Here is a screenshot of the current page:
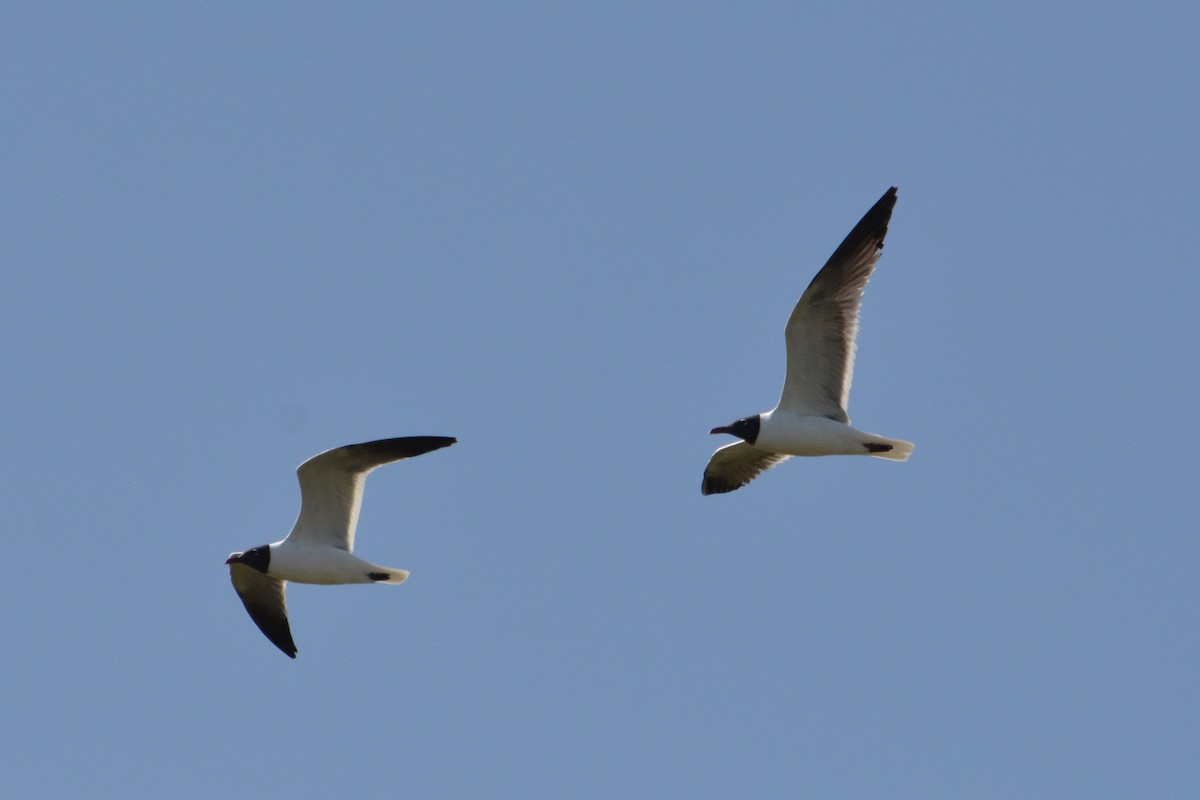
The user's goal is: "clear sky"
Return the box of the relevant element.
[2,3,1196,798]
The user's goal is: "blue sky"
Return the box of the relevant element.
[2,3,1196,797]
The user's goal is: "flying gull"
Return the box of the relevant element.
[703,187,913,495]
[226,436,456,657]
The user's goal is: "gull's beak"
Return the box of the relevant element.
[710,426,731,435]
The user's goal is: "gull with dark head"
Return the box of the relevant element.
[226,436,456,657]
[703,187,913,495]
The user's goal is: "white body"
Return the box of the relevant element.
[268,541,408,585]
[757,409,913,460]
[227,437,455,657]
[701,188,913,494]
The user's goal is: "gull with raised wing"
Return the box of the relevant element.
[703,187,913,495]
[226,436,456,657]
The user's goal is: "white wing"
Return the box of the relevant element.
[283,436,456,551]
[779,187,897,421]
[702,441,791,495]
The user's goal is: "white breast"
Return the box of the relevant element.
[268,542,379,585]
[757,410,871,457]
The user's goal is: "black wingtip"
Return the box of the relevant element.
[348,436,458,461]
[410,436,456,455]
[701,477,738,496]
[862,186,898,229]
[821,186,899,267]
[263,631,297,659]
[396,435,457,452]
[273,632,297,658]
[269,632,298,659]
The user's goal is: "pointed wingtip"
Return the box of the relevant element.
[701,476,737,496]
[274,633,298,658]
[343,436,458,463]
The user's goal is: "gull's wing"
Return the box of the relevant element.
[702,441,791,495]
[229,564,297,659]
[778,187,897,421]
[284,436,456,552]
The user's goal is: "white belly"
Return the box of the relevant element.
[757,411,874,456]
[268,543,380,585]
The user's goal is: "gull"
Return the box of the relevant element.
[703,187,913,495]
[226,436,455,658]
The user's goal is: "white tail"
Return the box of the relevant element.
[866,436,914,462]
[367,567,410,584]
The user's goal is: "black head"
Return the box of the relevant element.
[709,415,761,445]
[225,545,271,574]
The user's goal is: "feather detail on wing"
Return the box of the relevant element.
[229,563,297,658]
[702,441,791,495]
[779,187,897,421]
[285,436,456,551]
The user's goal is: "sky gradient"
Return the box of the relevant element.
[2,3,1196,797]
